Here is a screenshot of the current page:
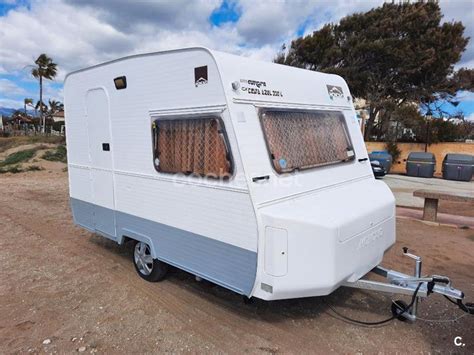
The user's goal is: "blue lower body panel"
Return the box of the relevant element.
[70,198,257,296]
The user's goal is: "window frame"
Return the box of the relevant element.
[258,108,356,175]
[151,114,235,180]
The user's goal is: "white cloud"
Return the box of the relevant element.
[65,0,221,31]
[465,112,474,121]
[0,97,24,108]
[300,0,384,37]
[234,0,387,48]
[455,90,474,102]
[439,0,474,68]
[1,0,472,75]
[42,82,63,102]
[236,0,315,46]
[0,78,27,97]
[0,0,139,79]
[0,0,472,111]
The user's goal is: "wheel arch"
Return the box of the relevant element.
[118,229,157,259]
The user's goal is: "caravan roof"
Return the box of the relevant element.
[66,47,353,110]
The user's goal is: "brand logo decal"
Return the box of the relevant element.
[357,227,383,250]
[240,79,266,88]
[239,78,283,97]
[327,85,344,100]
[194,66,208,87]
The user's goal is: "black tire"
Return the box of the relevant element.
[391,300,409,321]
[132,240,168,282]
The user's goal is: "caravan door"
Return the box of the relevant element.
[85,88,116,238]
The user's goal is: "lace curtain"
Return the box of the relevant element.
[261,110,354,173]
[154,117,232,178]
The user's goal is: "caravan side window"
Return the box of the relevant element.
[152,116,233,179]
[260,109,355,173]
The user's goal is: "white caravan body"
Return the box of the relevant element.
[65,47,395,300]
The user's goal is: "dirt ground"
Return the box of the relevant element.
[439,200,474,218]
[1,167,473,354]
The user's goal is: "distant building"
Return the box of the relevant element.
[449,117,464,125]
[51,111,65,123]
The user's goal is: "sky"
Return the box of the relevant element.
[0,0,473,119]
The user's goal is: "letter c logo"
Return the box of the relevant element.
[454,336,464,347]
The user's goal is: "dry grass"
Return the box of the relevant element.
[0,136,65,154]
[0,148,38,167]
[0,165,23,174]
[42,145,67,163]
[0,138,65,174]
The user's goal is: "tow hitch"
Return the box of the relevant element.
[343,247,472,322]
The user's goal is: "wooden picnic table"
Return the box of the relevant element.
[413,189,474,222]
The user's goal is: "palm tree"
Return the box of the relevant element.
[24,98,33,115]
[35,100,48,114]
[31,54,57,133]
[48,99,63,114]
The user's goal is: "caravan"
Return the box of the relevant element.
[64,47,396,301]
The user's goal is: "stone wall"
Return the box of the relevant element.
[365,142,474,175]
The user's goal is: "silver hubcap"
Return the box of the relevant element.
[134,242,154,276]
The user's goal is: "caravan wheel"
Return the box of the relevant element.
[133,241,168,282]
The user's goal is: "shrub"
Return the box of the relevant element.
[42,145,67,163]
[0,165,23,174]
[0,136,65,153]
[385,141,401,162]
[0,164,43,174]
[25,165,43,171]
[0,148,37,167]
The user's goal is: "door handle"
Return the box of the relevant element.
[102,143,110,151]
[252,175,270,183]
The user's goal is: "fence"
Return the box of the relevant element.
[365,142,474,175]
[1,124,64,137]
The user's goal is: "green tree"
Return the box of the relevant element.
[48,99,63,115]
[31,54,57,133]
[275,2,470,140]
[35,100,48,114]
